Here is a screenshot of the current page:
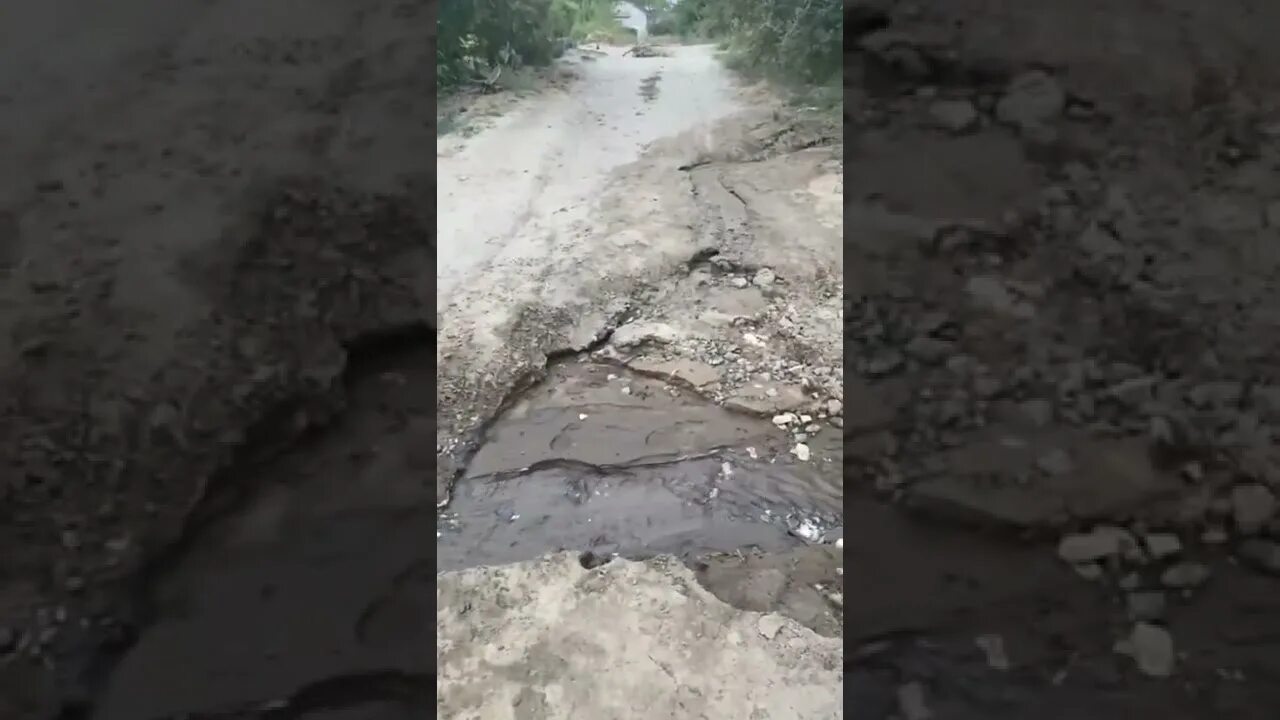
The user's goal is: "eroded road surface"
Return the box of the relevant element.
[0,1,432,719]
[839,1,1280,718]
[436,43,846,719]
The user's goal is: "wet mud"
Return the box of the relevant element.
[89,349,843,718]
[442,359,842,570]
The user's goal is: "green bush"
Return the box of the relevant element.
[665,0,842,84]
[438,0,623,90]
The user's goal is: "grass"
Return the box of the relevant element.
[716,46,842,124]
[495,66,541,94]
[436,69,540,138]
[787,81,843,115]
[437,109,487,138]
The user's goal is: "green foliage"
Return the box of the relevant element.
[552,0,625,40]
[438,0,623,91]
[663,0,842,85]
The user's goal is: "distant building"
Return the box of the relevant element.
[614,2,648,43]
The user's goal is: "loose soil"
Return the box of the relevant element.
[0,1,431,718]
[840,0,1280,717]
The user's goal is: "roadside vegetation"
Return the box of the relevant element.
[649,0,842,111]
[436,0,843,133]
[437,0,627,92]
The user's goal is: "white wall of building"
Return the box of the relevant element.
[614,2,648,43]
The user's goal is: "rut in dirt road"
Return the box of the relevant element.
[90,335,436,720]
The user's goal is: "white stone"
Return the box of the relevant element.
[1128,622,1175,677]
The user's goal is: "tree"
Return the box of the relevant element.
[438,0,623,90]
[660,0,841,84]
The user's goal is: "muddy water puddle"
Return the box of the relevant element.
[88,355,841,718]
[440,360,843,570]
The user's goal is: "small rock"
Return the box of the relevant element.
[626,358,722,388]
[1201,527,1228,545]
[826,399,843,416]
[1237,539,1280,576]
[772,413,797,426]
[1187,381,1243,409]
[792,443,811,462]
[1077,222,1124,258]
[865,350,905,377]
[752,268,776,287]
[1231,484,1277,535]
[787,516,822,542]
[1127,622,1175,677]
[975,634,1010,670]
[1160,561,1211,589]
[972,376,1002,399]
[1127,591,1167,622]
[1020,399,1053,427]
[1196,194,1263,234]
[929,99,979,133]
[1058,527,1135,563]
[723,383,809,414]
[996,70,1067,130]
[965,276,1035,319]
[610,321,683,348]
[1073,562,1104,581]
[1144,533,1182,560]
[757,614,787,640]
[730,276,749,288]
[904,336,954,365]
[1036,448,1074,476]
[897,681,933,720]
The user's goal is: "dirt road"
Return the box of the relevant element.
[437,45,742,305]
[839,1,1280,717]
[436,42,846,720]
[0,1,431,718]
